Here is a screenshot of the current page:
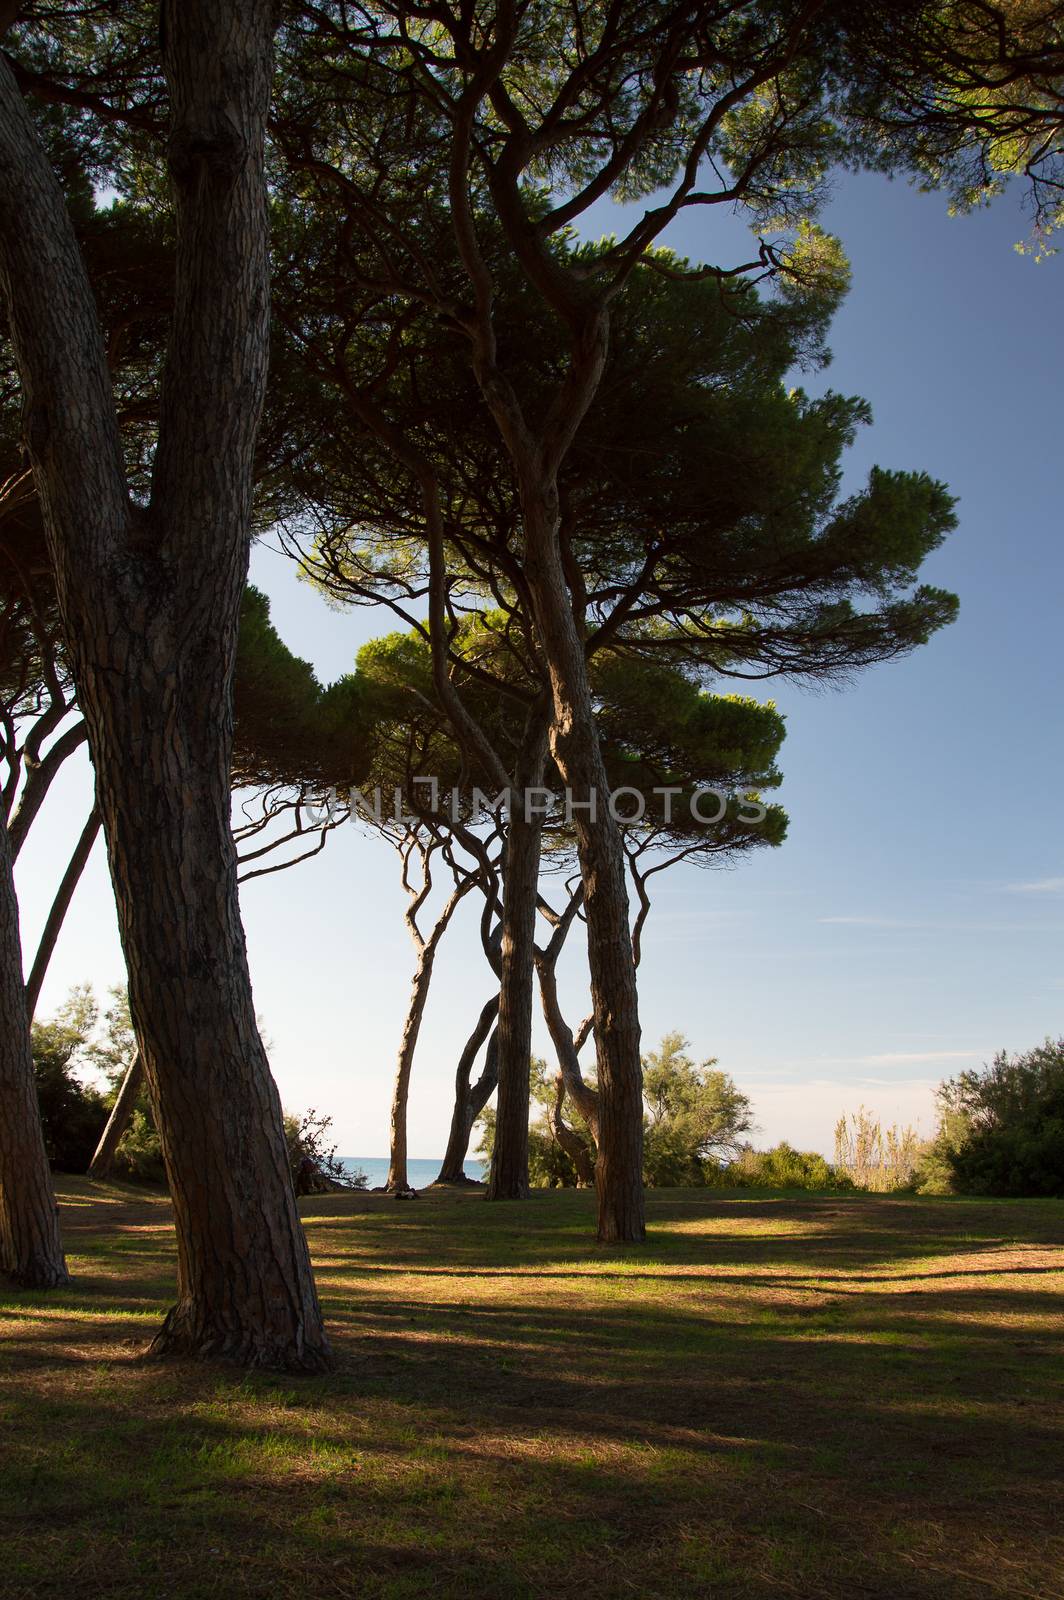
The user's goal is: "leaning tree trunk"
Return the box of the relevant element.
[436,995,499,1183]
[0,5,330,1366]
[385,949,437,1193]
[522,479,645,1243]
[88,655,329,1368]
[548,1076,596,1188]
[548,697,644,1242]
[23,805,101,1019]
[88,1051,144,1180]
[536,945,601,1140]
[386,855,482,1192]
[0,811,68,1287]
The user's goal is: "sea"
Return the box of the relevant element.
[340,1156,486,1190]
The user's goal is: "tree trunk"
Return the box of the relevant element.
[8,718,88,860]
[387,851,483,1193]
[0,810,68,1287]
[548,1075,596,1188]
[436,994,499,1183]
[101,704,329,1368]
[535,947,601,1138]
[488,741,546,1200]
[23,804,100,1019]
[522,479,645,1243]
[0,5,330,1366]
[88,1050,144,1180]
[385,949,437,1192]
[469,299,644,1235]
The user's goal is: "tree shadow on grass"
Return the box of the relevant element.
[0,1181,1061,1600]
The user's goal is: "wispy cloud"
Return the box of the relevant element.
[1006,876,1064,894]
[762,1050,981,1070]
[819,915,914,927]
[817,914,1063,933]
[858,1050,979,1065]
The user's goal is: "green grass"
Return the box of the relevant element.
[1,1180,1062,1599]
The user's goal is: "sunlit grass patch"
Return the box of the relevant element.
[0,1181,1060,1599]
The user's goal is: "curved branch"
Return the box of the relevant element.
[24,804,100,1019]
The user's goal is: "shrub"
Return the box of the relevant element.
[31,988,108,1172]
[114,1109,166,1185]
[642,1034,754,1178]
[476,1041,754,1190]
[32,1033,108,1172]
[725,1141,850,1191]
[643,1117,710,1187]
[926,1039,1064,1197]
[475,1094,586,1188]
[284,1109,366,1193]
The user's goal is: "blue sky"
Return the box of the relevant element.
[17,170,1063,1160]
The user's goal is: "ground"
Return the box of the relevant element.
[1,1181,1061,1600]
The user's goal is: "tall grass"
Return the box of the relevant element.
[833,1106,927,1192]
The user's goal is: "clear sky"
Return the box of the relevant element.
[16,169,1063,1161]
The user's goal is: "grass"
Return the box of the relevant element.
[1,1180,1062,1599]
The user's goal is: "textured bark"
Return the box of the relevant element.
[421,478,542,1201]
[88,1051,144,1180]
[436,999,499,1183]
[385,950,434,1193]
[23,804,100,1019]
[548,1076,596,1188]
[465,273,645,1236]
[535,946,601,1139]
[521,473,645,1243]
[0,6,330,1366]
[488,763,545,1201]
[386,845,483,1192]
[0,810,68,1287]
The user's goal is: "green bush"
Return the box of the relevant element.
[114,1109,166,1185]
[926,1039,1064,1197]
[529,1124,579,1188]
[642,1118,710,1187]
[31,989,108,1173]
[725,1141,850,1191]
[640,1034,753,1186]
[476,1102,584,1188]
[476,1040,755,1190]
[32,1033,107,1172]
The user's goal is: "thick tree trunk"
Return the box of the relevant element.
[0,6,330,1366]
[0,811,68,1287]
[436,995,499,1183]
[100,687,329,1368]
[88,1051,144,1180]
[23,804,100,1019]
[522,481,645,1243]
[488,764,545,1200]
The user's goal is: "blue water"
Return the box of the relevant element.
[340,1156,486,1190]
